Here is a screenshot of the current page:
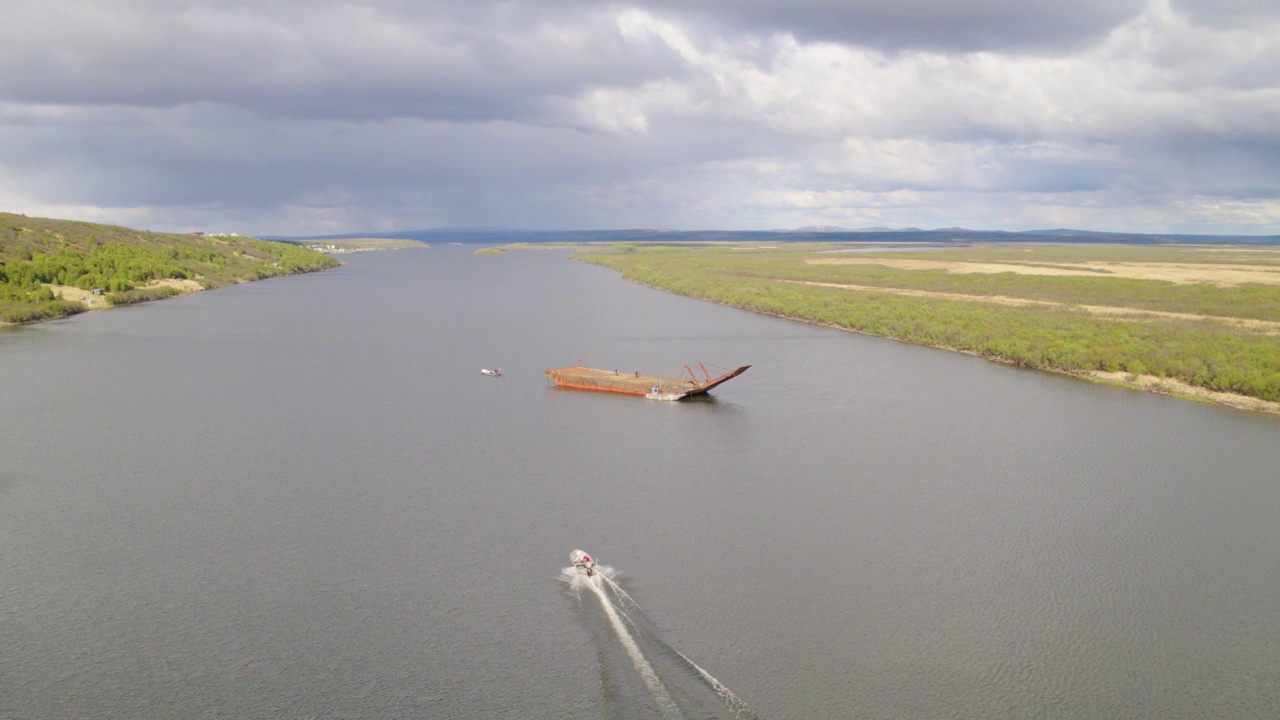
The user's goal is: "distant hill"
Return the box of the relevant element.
[1,212,339,324]
[273,226,1280,246]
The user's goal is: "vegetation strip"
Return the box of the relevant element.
[573,242,1280,412]
[783,280,1280,335]
[1,212,339,325]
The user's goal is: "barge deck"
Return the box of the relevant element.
[544,363,750,400]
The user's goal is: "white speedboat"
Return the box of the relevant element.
[481,368,501,376]
[570,549,596,577]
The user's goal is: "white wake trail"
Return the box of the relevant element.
[600,575,759,719]
[585,576,683,719]
[599,572,638,608]
[673,649,758,719]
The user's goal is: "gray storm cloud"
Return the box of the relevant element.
[637,0,1149,52]
[0,0,1277,235]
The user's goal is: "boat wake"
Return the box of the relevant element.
[561,562,761,720]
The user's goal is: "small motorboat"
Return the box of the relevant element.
[570,549,596,577]
[481,368,501,377]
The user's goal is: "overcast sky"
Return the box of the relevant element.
[3,0,1278,236]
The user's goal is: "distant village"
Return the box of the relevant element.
[188,230,416,254]
[307,243,370,254]
[190,230,355,253]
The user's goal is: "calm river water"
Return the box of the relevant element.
[2,246,1278,719]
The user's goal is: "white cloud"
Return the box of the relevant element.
[0,0,1277,234]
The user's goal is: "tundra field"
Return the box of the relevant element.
[569,242,1280,414]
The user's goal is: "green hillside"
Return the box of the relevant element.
[0,212,340,324]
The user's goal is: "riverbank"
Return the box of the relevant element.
[40,278,205,311]
[1089,371,1280,415]
[573,242,1280,417]
[638,287,1280,417]
[1,212,341,326]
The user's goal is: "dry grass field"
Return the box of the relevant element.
[784,281,1280,336]
[45,278,205,310]
[808,252,1280,286]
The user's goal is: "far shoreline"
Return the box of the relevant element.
[578,243,1280,417]
[1,238,424,329]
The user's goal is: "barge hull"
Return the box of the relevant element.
[544,364,749,400]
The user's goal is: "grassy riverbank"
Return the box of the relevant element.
[574,242,1280,413]
[1,212,340,325]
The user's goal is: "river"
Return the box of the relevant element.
[2,245,1277,719]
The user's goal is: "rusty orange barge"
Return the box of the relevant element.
[545,362,750,400]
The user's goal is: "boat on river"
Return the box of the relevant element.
[545,362,749,400]
[481,368,501,377]
[570,549,596,577]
